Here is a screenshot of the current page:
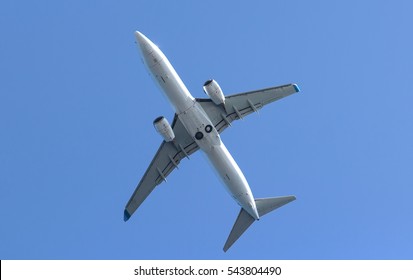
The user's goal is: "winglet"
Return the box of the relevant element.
[293,84,300,93]
[124,209,131,222]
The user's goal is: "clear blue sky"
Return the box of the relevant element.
[1,0,412,259]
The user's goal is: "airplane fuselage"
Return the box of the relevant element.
[136,31,260,220]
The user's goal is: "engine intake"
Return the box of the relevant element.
[153,116,175,142]
[203,79,225,105]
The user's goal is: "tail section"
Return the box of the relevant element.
[223,208,255,252]
[223,195,296,252]
[255,196,296,216]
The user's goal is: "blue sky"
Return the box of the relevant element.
[1,0,412,259]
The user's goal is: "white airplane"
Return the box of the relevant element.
[124,31,300,252]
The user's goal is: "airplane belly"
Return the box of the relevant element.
[178,102,220,147]
[204,142,259,219]
[149,60,194,113]
[177,102,259,219]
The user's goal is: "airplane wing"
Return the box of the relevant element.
[197,83,300,133]
[124,114,199,221]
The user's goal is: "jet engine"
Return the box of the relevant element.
[153,116,175,142]
[203,79,225,105]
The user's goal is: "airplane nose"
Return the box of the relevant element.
[134,31,145,44]
[134,31,164,68]
[134,31,153,54]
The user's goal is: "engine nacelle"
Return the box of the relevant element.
[153,116,175,142]
[203,79,225,105]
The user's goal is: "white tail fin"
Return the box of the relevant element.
[223,195,296,252]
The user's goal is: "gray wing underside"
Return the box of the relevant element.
[197,83,300,133]
[124,115,198,221]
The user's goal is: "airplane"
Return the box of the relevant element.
[124,31,300,252]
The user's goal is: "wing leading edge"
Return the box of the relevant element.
[124,115,199,221]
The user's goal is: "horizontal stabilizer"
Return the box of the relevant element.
[223,208,255,252]
[223,195,296,252]
[255,196,296,217]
